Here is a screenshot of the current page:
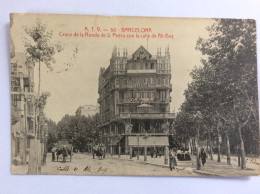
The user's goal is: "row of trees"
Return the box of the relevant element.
[46,114,100,152]
[175,19,258,169]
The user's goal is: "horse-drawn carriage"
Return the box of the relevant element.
[56,140,73,162]
[92,144,106,160]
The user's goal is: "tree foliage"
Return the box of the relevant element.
[56,114,100,152]
[175,19,258,168]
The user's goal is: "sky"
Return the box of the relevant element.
[11,14,214,122]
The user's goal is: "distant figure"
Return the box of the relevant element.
[156,149,159,158]
[51,146,57,162]
[177,149,182,161]
[159,150,163,158]
[201,148,207,166]
[151,149,154,158]
[62,146,68,163]
[93,148,96,159]
[169,150,177,171]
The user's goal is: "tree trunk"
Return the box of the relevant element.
[208,129,213,160]
[192,138,196,156]
[237,146,241,167]
[196,127,201,170]
[144,146,147,161]
[217,125,221,162]
[38,60,41,96]
[237,124,246,169]
[190,140,193,155]
[226,131,231,165]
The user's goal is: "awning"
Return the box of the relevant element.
[128,136,169,147]
[137,103,154,108]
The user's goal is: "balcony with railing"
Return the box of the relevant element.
[111,112,175,121]
[11,86,21,92]
[118,97,170,104]
[114,83,172,90]
[127,69,157,74]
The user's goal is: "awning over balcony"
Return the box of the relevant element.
[128,136,169,147]
[137,103,154,108]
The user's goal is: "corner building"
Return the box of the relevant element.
[98,46,175,162]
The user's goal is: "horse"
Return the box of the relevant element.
[56,147,72,162]
[93,147,106,160]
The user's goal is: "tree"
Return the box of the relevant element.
[196,19,258,169]
[24,20,63,95]
[175,19,258,170]
[56,114,100,152]
[45,119,58,152]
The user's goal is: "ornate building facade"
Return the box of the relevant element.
[98,46,175,162]
[11,52,36,165]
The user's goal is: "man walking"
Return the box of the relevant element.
[201,148,207,166]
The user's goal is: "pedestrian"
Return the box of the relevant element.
[93,148,96,159]
[62,146,68,163]
[51,146,57,162]
[201,148,207,166]
[169,150,176,171]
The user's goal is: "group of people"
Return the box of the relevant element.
[176,148,191,161]
[168,147,208,171]
[150,149,163,158]
[51,145,71,162]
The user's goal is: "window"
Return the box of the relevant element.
[151,63,154,69]
[128,78,132,85]
[119,78,123,86]
[144,77,147,84]
[162,91,166,101]
[151,92,155,99]
[139,50,144,59]
[143,92,148,98]
[162,77,165,84]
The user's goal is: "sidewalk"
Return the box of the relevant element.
[107,153,260,176]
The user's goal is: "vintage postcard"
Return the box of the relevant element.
[10,13,259,176]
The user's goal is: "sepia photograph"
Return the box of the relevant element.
[10,13,259,177]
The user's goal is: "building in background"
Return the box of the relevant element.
[98,45,175,163]
[11,51,36,165]
[75,105,99,117]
